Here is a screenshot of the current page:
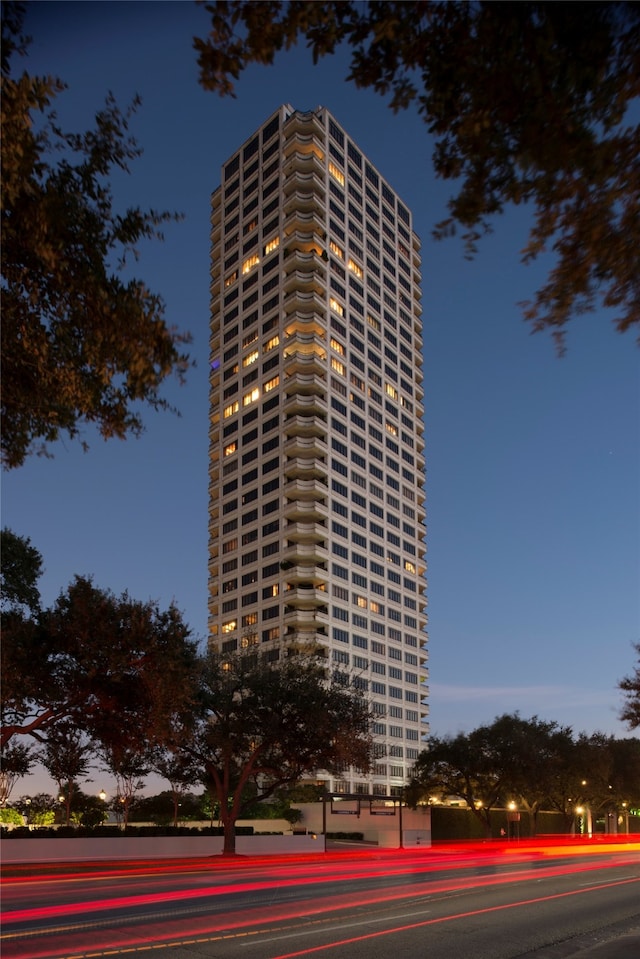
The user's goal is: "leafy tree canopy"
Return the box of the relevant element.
[619,642,640,730]
[195,0,640,349]
[0,528,43,615]
[0,740,35,806]
[1,2,192,469]
[180,650,372,854]
[407,714,640,837]
[1,573,199,752]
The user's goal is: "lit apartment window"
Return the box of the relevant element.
[331,357,345,376]
[367,313,381,331]
[243,387,260,407]
[385,383,398,400]
[242,612,258,626]
[264,334,280,352]
[224,442,237,457]
[221,619,237,634]
[355,595,367,609]
[330,240,344,259]
[404,560,416,574]
[330,337,345,356]
[224,271,238,288]
[264,375,279,393]
[241,633,258,648]
[329,161,345,186]
[330,298,344,317]
[242,349,259,367]
[224,401,239,418]
[264,236,280,256]
[385,420,398,436]
[242,254,260,274]
[348,258,363,279]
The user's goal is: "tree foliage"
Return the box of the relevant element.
[39,720,93,826]
[179,651,373,854]
[100,744,149,827]
[406,727,506,836]
[1,3,192,469]
[0,740,35,806]
[407,714,640,837]
[619,642,640,730]
[195,1,640,349]
[0,572,199,752]
[0,527,43,615]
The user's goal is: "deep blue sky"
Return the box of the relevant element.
[4,1,639,795]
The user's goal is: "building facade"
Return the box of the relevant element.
[208,105,428,797]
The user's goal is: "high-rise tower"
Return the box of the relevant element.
[209,105,428,797]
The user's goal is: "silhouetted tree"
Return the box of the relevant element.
[619,643,640,730]
[407,726,505,837]
[180,651,372,855]
[0,528,43,615]
[1,574,199,752]
[39,721,93,826]
[1,2,191,468]
[100,744,149,828]
[0,741,34,806]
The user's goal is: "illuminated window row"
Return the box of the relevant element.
[223,375,280,418]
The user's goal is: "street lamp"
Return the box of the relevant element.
[507,802,520,841]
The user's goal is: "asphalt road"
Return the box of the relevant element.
[2,841,639,959]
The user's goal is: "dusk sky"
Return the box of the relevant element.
[4,1,639,797]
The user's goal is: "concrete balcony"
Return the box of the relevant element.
[284,499,328,523]
[283,414,327,440]
[283,207,326,240]
[282,542,328,566]
[283,149,325,179]
[283,268,326,299]
[284,311,326,338]
[284,606,329,629]
[283,391,327,418]
[283,190,324,219]
[283,110,325,143]
[283,349,326,378]
[284,370,327,396]
[284,630,330,653]
[283,230,324,256]
[284,288,326,316]
[284,247,325,273]
[284,457,327,481]
[283,329,327,353]
[281,564,328,586]
[283,476,328,501]
[284,434,328,460]
[282,521,327,544]
[284,586,329,609]
[283,129,324,161]
[283,169,325,200]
